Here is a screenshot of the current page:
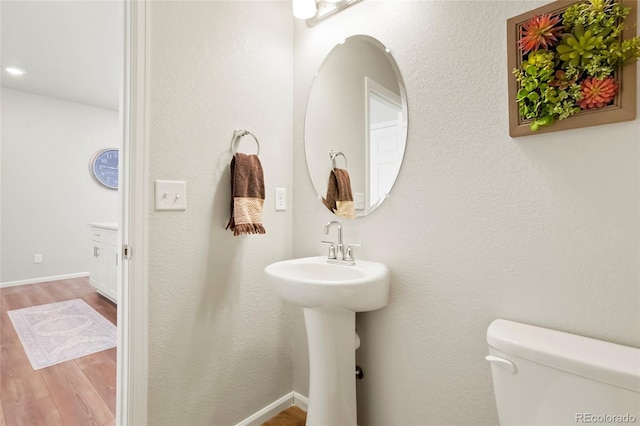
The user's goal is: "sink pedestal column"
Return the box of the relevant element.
[304,307,357,426]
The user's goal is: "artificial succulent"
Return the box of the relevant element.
[556,23,605,68]
[518,14,564,54]
[579,76,619,108]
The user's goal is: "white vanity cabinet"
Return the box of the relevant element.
[89,223,118,303]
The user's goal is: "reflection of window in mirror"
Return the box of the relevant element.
[365,77,407,212]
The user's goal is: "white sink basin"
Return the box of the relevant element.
[264,256,390,312]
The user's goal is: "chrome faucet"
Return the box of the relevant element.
[324,220,343,245]
[322,220,361,265]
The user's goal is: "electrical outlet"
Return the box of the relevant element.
[275,187,286,211]
[354,192,365,210]
[33,254,43,264]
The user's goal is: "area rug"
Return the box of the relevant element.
[7,298,117,370]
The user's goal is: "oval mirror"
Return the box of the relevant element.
[304,35,408,218]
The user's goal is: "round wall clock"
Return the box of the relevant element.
[89,148,119,189]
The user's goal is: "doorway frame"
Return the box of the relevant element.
[117,0,148,424]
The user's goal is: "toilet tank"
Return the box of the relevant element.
[486,319,640,426]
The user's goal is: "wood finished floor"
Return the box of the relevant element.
[261,406,306,426]
[0,277,117,426]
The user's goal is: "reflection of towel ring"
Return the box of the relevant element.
[329,150,347,169]
[231,129,260,156]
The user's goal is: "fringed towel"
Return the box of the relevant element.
[226,153,266,235]
[322,168,356,219]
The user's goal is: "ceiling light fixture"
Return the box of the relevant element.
[293,0,317,20]
[294,0,364,27]
[5,67,26,76]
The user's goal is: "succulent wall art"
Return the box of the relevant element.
[507,0,639,136]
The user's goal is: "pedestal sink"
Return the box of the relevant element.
[265,256,390,426]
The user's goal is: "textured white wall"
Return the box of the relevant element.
[293,1,640,425]
[147,2,294,425]
[1,88,119,283]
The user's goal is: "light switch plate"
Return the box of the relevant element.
[155,180,187,211]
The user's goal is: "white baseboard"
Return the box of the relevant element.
[234,392,295,426]
[234,391,309,426]
[293,391,309,411]
[0,272,89,289]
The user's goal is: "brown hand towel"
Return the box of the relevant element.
[226,153,266,235]
[322,168,356,219]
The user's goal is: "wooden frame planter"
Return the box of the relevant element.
[507,0,637,137]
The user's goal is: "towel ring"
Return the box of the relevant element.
[329,150,347,169]
[231,129,260,156]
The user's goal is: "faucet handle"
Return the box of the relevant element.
[344,243,362,261]
[321,240,337,259]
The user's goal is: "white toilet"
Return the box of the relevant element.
[486,319,640,425]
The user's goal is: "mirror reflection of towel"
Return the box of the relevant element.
[322,168,356,219]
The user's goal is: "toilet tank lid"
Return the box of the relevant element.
[487,319,640,393]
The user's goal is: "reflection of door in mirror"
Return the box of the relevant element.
[365,77,407,212]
